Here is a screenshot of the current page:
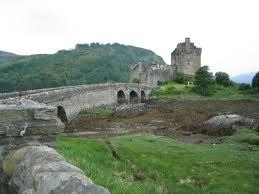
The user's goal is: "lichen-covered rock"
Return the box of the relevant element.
[203,114,257,136]
[5,146,109,194]
[0,99,64,137]
[112,103,147,116]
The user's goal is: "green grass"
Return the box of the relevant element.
[58,128,259,194]
[228,127,259,145]
[151,81,259,100]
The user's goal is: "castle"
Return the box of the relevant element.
[130,38,202,86]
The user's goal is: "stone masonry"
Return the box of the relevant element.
[130,38,202,86]
[171,37,202,75]
[0,83,155,122]
[0,100,109,194]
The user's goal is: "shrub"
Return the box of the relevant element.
[215,72,232,87]
[175,73,185,84]
[252,72,259,89]
[157,81,164,86]
[174,73,194,84]
[238,83,251,91]
[194,66,215,96]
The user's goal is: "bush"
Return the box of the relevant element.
[174,73,194,84]
[252,72,259,89]
[215,72,232,87]
[194,66,215,96]
[157,81,164,86]
[175,73,185,84]
[238,83,251,91]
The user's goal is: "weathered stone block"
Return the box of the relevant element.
[0,100,109,194]
[203,114,258,135]
[5,146,109,194]
[0,100,64,137]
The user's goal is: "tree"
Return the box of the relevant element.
[175,73,185,84]
[194,66,215,96]
[215,72,232,87]
[252,72,259,89]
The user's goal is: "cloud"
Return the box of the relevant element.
[0,0,258,75]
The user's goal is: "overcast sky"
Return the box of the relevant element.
[0,0,258,76]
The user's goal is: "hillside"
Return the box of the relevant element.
[231,72,257,84]
[0,43,165,92]
[0,50,17,63]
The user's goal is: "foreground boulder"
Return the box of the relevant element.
[0,99,109,194]
[3,146,109,194]
[203,114,258,136]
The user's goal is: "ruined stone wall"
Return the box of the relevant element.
[139,69,174,86]
[129,63,145,83]
[130,64,174,87]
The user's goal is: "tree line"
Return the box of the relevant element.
[0,43,165,92]
[174,67,259,96]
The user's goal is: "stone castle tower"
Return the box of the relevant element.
[171,38,202,75]
[130,38,202,86]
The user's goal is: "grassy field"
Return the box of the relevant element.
[58,128,259,194]
[151,81,259,100]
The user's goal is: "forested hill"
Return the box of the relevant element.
[0,43,165,92]
[0,50,17,63]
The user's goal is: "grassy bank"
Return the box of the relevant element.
[151,81,259,100]
[58,128,259,194]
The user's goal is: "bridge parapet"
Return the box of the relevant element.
[0,83,157,120]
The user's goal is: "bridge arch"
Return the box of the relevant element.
[117,90,126,104]
[57,106,68,123]
[129,90,138,103]
[141,90,146,103]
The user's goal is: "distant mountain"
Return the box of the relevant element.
[0,43,165,92]
[0,50,17,63]
[231,72,257,84]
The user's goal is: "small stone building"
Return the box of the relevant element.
[130,38,202,86]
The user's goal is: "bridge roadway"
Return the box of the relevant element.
[0,83,156,121]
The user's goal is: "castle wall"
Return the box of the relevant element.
[129,63,145,83]
[172,52,201,75]
[131,64,175,86]
[130,38,201,86]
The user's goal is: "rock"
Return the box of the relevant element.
[0,100,109,193]
[3,146,32,177]
[0,99,64,137]
[203,114,258,136]
[112,103,147,116]
[5,146,109,194]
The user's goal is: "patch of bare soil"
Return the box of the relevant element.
[65,99,259,144]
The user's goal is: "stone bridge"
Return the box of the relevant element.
[0,83,155,121]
